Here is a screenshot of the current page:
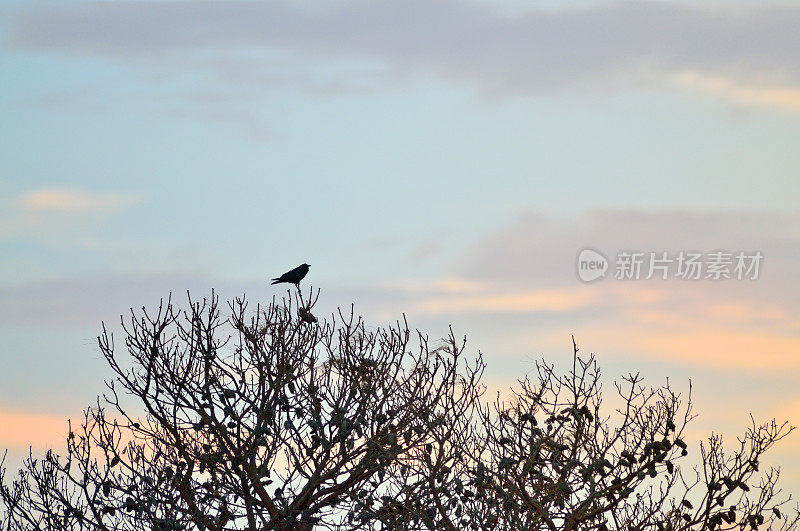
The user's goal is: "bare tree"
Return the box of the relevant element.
[431,339,799,530]
[1,292,797,530]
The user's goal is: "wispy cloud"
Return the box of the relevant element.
[555,326,800,371]
[19,187,138,213]
[774,399,800,451]
[0,187,141,246]
[464,210,800,298]
[390,277,489,295]
[0,273,216,326]
[413,288,598,315]
[673,71,800,112]
[445,209,800,372]
[0,408,68,450]
[1,209,797,374]
[6,1,800,108]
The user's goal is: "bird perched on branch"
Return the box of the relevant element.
[298,307,317,324]
[271,263,310,286]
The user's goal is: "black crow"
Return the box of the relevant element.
[271,263,310,286]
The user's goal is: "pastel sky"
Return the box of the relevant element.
[1,0,799,494]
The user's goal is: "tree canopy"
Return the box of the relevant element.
[1,290,797,530]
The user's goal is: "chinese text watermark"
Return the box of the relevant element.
[577,249,762,282]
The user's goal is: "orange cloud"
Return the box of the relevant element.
[628,302,788,331]
[0,409,69,450]
[673,71,800,112]
[564,327,800,371]
[19,187,137,212]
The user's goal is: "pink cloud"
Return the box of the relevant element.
[19,187,138,212]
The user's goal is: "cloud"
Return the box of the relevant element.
[443,209,800,372]
[0,187,140,245]
[773,399,800,452]
[6,1,800,108]
[673,71,800,111]
[0,273,419,327]
[464,210,799,295]
[0,408,68,450]
[1,209,798,376]
[413,288,598,315]
[552,326,800,371]
[390,277,489,295]
[19,187,138,213]
[0,187,139,250]
[0,273,222,326]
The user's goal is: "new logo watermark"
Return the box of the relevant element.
[577,249,609,282]
[576,249,763,282]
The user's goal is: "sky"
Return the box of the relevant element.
[1,0,799,498]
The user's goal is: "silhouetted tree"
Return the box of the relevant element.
[1,291,797,530]
[422,340,798,530]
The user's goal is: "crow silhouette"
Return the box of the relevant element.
[271,264,310,286]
